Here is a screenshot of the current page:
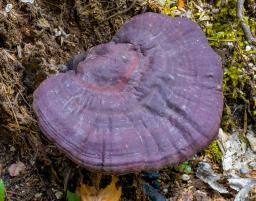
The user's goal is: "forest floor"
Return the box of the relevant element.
[0,0,255,200]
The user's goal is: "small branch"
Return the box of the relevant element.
[237,0,245,19]
[237,0,256,45]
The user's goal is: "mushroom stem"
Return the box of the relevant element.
[92,172,102,191]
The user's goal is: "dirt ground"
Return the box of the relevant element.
[0,0,255,201]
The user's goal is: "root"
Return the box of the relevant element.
[103,0,137,21]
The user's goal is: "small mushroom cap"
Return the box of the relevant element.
[33,13,223,174]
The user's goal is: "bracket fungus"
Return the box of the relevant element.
[33,13,223,175]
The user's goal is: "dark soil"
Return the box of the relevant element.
[0,0,255,200]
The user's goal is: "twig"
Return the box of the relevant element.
[3,86,20,129]
[237,0,256,45]
[103,0,137,21]
[64,168,72,192]
[104,2,125,13]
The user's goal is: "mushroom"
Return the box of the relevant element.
[33,12,223,199]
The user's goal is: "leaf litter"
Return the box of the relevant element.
[7,162,26,177]
[0,0,255,200]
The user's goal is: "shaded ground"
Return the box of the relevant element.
[0,0,255,200]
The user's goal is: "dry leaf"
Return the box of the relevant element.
[8,161,26,176]
[80,176,121,201]
[177,0,185,12]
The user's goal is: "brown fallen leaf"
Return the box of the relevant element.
[8,161,26,177]
[80,176,121,201]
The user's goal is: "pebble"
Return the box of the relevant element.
[249,162,256,168]
[162,188,168,194]
[58,64,68,72]
[212,8,220,14]
[181,174,190,181]
[35,193,42,198]
[253,74,256,81]
[247,130,256,152]
[226,42,234,47]
[54,191,63,199]
[10,146,16,152]
[245,45,252,51]
[5,4,13,13]
[54,29,62,37]
[184,10,192,19]
[240,166,250,174]
[20,0,34,4]
[248,63,254,68]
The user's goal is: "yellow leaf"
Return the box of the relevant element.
[80,176,121,201]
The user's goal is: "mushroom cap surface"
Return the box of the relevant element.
[33,12,223,174]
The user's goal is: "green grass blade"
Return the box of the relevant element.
[0,179,5,201]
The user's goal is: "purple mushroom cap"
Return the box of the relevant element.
[33,12,223,174]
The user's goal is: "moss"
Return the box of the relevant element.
[223,66,251,101]
[193,0,255,130]
[204,140,222,164]
[165,0,255,128]
[159,0,256,132]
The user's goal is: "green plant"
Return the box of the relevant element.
[66,190,80,201]
[176,162,192,174]
[0,179,5,201]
